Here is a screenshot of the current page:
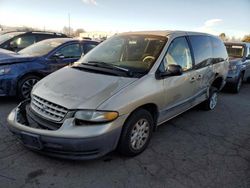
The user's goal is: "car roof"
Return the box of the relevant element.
[41,38,98,44]
[1,30,67,37]
[119,30,214,37]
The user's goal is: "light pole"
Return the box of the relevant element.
[68,13,71,36]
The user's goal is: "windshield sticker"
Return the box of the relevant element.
[129,40,137,45]
[232,46,243,49]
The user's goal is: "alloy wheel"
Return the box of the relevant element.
[209,92,218,110]
[21,78,38,99]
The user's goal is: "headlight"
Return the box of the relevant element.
[229,65,237,71]
[74,110,119,124]
[0,67,11,75]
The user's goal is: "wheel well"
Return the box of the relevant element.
[134,103,159,126]
[16,72,43,92]
[241,70,245,76]
[211,77,223,90]
[18,72,43,83]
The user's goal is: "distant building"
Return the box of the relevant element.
[79,31,115,41]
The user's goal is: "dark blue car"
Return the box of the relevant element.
[0,38,99,99]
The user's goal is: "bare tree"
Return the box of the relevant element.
[242,35,250,42]
[62,26,74,37]
[219,33,228,41]
[74,28,85,37]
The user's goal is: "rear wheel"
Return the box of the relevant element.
[117,109,153,157]
[202,87,218,111]
[231,73,243,93]
[18,75,40,100]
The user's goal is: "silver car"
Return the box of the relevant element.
[7,31,229,159]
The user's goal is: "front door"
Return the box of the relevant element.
[158,37,197,123]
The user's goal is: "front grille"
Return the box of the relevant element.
[31,95,68,122]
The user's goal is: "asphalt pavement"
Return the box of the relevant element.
[0,85,250,188]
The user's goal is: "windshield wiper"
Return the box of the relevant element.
[84,61,130,73]
[80,61,148,78]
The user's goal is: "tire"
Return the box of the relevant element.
[247,77,250,83]
[202,87,218,111]
[117,109,154,157]
[231,73,243,93]
[17,75,40,100]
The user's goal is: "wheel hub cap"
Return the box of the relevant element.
[130,118,150,151]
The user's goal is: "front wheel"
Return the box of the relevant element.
[18,75,40,100]
[202,87,218,111]
[117,109,154,157]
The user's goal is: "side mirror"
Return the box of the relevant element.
[167,64,183,76]
[246,54,250,60]
[51,53,64,60]
[156,64,183,79]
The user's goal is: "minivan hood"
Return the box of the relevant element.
[0,49,38,65]
[32,67,137,110]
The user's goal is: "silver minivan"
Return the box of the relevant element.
[7,31,229,159]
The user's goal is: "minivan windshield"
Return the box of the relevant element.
[79,34,167,75]
[19,39,65,56]
[0,32,24,44]
[225,45,245,58]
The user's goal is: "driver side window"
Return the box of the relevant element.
[57,43,82,58]
[164,37,193,71]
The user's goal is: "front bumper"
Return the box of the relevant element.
[7,101,128,160]
[0,74,17,96]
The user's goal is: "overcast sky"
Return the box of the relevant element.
[0,0,249,37]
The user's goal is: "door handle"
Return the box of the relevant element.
[190,77,196,82]
[197,74,202,80]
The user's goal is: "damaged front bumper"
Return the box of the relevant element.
[7,100,127,160]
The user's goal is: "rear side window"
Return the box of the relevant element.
[11,35,36,49]
[210,37,227,62]
[189,35,213,68]
[36,34,64,42]
[36,34,53,41]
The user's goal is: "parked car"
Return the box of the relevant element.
[0,31,68,52]
[0,38,99,99]
[224,42,250,93]
[7,31,228,159]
